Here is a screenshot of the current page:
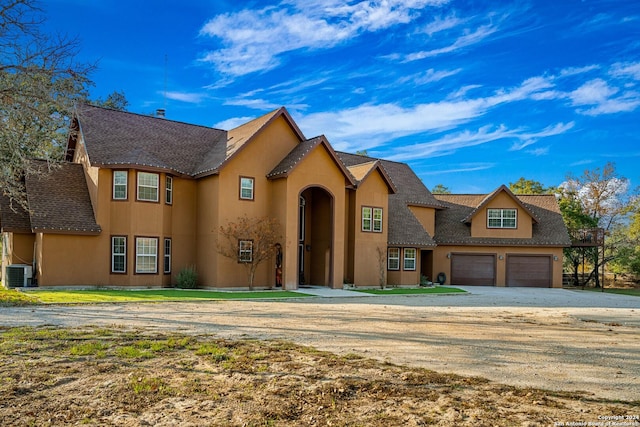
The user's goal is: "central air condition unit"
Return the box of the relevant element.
[5,264,33,288]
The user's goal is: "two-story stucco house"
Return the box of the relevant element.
[0,105,571,289]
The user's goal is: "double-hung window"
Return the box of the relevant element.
[362,207,383,232]
[137,172,159,202]
[387,248,400,270]
[165,176,173,205]
[239,240,253,263]
[113,171,128,200]
[487,208,517,228]
[163,238,171,274]
[403,248,417,271]
[136,237,158,274]
[111,236,126,273]
[240,177,254,200]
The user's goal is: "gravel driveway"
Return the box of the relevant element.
[1,287,638,401]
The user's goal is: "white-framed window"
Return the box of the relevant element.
[165,176,173,205]
[113,170,128,200]
[164,238,171,274]
[111,236,126,273]
[373,207,383,232]
[362,207,383,232]
[487,208,517,229]
[403,248,417,271]
[240,177,254,200]
[137,172,159,202]
[136,237,158,274]
[239,240,253,263]
[387,247,400,270]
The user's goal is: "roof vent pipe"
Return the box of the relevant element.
[156,108,166,118]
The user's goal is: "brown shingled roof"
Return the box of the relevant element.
[74,104,228,177]
[434,192,571,247]
[0,193,32,233]
[337,152,442,247]
[25,161,101,235]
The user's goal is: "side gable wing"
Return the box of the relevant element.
[462,184,540,224]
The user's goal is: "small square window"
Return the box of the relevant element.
[137,172,159,202]
[240,177,254,200]
[239,240,253,263]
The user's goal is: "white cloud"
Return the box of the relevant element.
[419,14,465,36]
[386,121,572,161]
[610,61,640,80]
[199,0,448,76]
[213,116,255,130]
[224,98,280,110]
[419,162,494,175]
[164,91,204,103]
[569,79,618,106]
[568,78,640,115]
[403,24,498,61]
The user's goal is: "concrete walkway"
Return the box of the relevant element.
[295,286,373,297]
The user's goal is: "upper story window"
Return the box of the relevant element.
[113,171,128,200]
[487,208,517,229]
[165,176,173,205]
[137,172,159,202]
[362,207,383,232]
[240,176,254,200]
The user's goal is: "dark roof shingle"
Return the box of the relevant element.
[25,161,101,234]
[0,193,32,233]
[434,193,571,246]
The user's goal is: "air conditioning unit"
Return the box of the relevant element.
[5,264,33,288]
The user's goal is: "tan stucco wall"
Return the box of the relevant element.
[280,145,347,289]
[470,192,533,239]
[72,133,99,214]
[408,206,436,236]
[206,115,301,288]
[351,170,389,287]
[432,245,565,288]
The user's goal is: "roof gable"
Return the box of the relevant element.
[346,161,397,194]
[268,136,356,187]
[462,184,539,224]
[434,192,571,246]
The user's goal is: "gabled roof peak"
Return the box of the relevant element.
[461,184,540,224]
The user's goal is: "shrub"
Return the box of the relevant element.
[175,265,198,289]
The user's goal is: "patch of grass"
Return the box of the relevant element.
[23,289,312,303]
[116,345,154,359]
[194,343,230,361]
[130,376,172,395]
[70,341,109,357]
[0,288,39,306]
[583,287,640,297]
[353,286,466,295]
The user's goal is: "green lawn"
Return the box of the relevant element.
[4,288,311,304]
[583,287,640,297]
[0,288,39,306]
[353,286,466,295]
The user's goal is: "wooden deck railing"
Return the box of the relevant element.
[570,228,604,247]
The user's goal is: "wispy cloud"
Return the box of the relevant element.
[419,163,494,175]
[164,91,205,103]
[199,0,448,76]
[386,121,573,161]
[224,98,280,110]
[403,24,498,61]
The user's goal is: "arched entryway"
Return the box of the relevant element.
[298,187,333,287]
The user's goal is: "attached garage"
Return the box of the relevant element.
[450,253,496,286]
[506,254,552,287]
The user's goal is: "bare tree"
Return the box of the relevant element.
[218,216,282,290]
[1,0,93,207]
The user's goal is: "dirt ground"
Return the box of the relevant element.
[0,287,639,426]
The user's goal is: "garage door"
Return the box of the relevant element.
[506,255,551,287]
[450,254,496,286]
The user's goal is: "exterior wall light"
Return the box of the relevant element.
[499,255,504,260]
[553,255,558,261]
[446,253,451,259]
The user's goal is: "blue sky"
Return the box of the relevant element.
[44,0,639,193]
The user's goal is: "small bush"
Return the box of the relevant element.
[175,265,198,289]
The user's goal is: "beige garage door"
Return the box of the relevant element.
[450,254,496,286]
[506,255,552,287]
